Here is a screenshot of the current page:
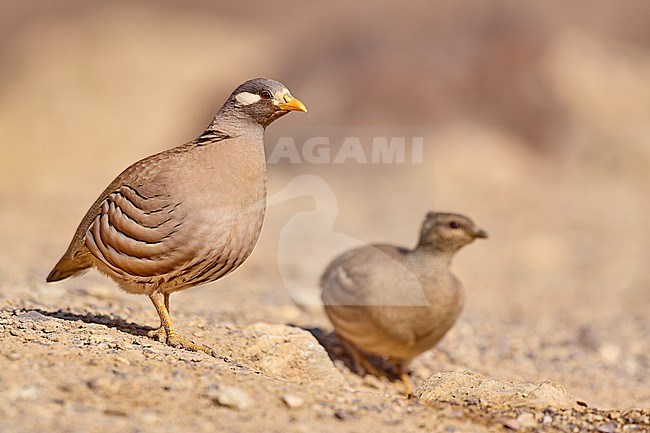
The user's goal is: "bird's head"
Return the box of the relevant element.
[223,77,307,128]
[417,212,487,254]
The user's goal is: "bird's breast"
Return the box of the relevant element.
[181,143,267,245]
[156,139,267,288]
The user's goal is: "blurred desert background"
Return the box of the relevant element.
[1,1,649,432]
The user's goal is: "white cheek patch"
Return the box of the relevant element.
[235,91,262,106]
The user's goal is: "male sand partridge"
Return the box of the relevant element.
[47,78,307,355]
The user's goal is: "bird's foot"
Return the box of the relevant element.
[146,326,167,342]
[166,331,217,357]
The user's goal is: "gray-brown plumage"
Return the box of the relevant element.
[320,212,487,394]
[47,78,307,355]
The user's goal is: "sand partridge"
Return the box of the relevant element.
[47,78,307,356]
[321,212,486,394]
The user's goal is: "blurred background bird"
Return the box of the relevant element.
[321,212,487,395]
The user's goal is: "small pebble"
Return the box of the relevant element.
[17,311,50,322]
[114,356,131,366]
[503,419,520,431]
[597,422,616,433]
[211,386,251,410]
[17,386,39,400]
[598,344,621,364]
[334,410,352,421]
[282,394,305,409]
[516,412,537,428]
[42,325,57,333]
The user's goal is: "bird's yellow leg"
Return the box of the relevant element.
[148,292,216,357]
[395,362,414,397]
[147,293,170,342]
[400,372,414,397]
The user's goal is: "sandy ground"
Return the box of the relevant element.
[2,137,649,431]
[1,2,650,432]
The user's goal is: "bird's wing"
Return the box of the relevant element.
[84,177,196,278]
[321,245,416,307]
[48,134,236,282]
[320,248,368,292]
[321,245,387,304]
[80,141,227,280]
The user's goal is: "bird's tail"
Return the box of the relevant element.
[46,255,91,282]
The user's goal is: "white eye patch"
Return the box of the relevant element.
[235,91,262,106]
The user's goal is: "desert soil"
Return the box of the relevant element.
[1,148,649,432]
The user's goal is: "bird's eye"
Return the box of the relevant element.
[449,221,461,229]
[260,90,273,100]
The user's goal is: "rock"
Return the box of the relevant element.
[414,370,578,408]
[282,394,305,409]
[211,386,251,410]
[240,323,346,387]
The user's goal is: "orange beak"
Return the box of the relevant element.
[277,94,307,112]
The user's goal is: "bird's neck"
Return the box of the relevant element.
[208,106,265,137]
[408,246,456,270]
[405,246,463,314]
